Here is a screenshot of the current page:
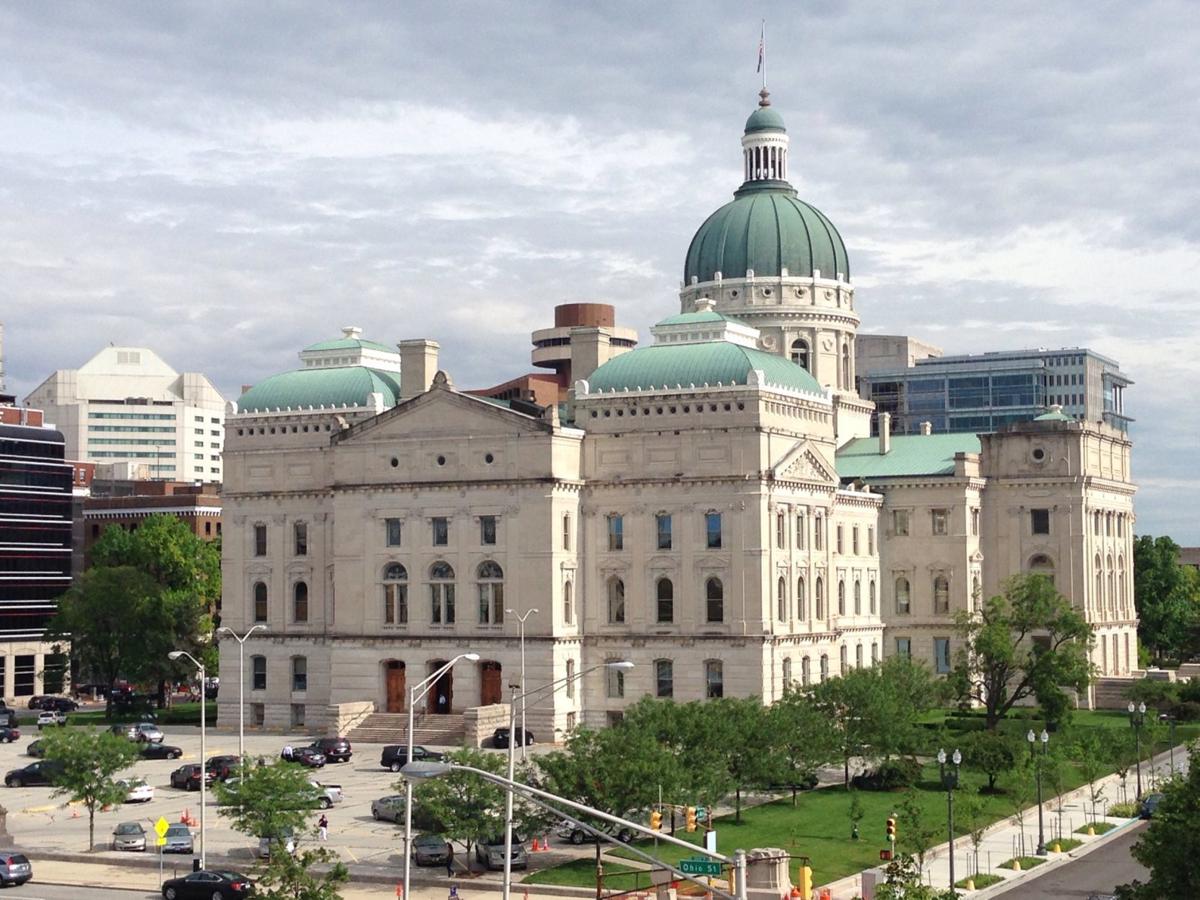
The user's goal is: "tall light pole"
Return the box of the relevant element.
[504,607,538,762]
[936,748,961,891]
[1128,701,1146,798]
[402,652,479,900]
[169,649,206,869]
[502,661,632,900]
[1159,712,1177,777]
[1027,729,1049,855]
[216,625,267,764]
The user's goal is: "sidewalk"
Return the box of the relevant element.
[820,744,1184,899]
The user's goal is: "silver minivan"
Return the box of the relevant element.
[0,853,31,887]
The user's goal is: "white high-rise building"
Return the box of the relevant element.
[25,346,226,483]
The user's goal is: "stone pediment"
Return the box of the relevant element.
[337,385,551,444]
[771,440,837,485]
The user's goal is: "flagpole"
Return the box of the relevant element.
[760,20,766,90]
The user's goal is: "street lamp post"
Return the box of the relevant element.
[1128,701,1146,798]
[168,649,206,869]
[215,624,267,764]
[502,661,633,900]
[1159,713,1177,778]
[504,607,538,763]
[936,748,961,891]
[1027,729,1049,854]
[402,653,479,900]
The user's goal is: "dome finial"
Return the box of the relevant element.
[758,87,771,108]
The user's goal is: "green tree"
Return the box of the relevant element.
[954,790,989,877]
[706,697,776,822]
[1133,535,1200,662]
[949,575,1094,730]
[847,789,865,840]
[874,853,959,900]
[998,757,1036,855]
[620,698,734,808]
[1117,741,1200,899]
[252,846,348,900]
[807,667,887,786]
[40,728,139,851]
[897,790,941,874]
[768,688,834,805]
[408,748,510,865]
[960,729,1019,794]
[212,759,325,850]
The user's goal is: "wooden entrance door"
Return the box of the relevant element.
[427,661,452,714]
[385,661,406,713]
[480,661,502,706]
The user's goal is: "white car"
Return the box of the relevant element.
[35,711,66,729]
[309,779,343,809]
[120,778,155,803]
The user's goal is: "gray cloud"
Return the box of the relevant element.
[1,0,1196,540]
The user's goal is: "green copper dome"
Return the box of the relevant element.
[744,106,786,133]
[588,341,823,395]
[684,183,849,284]
[238,367,403,413]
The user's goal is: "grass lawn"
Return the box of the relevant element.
[1000,855,1046,870]
[525,856,641,890]
[1048,837,1082,852]
[58,701,216,727]
[1075,821,1116,835]
[956,872,1003,889]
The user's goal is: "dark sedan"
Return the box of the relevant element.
[206,755,240,780]
[24,740,43,758]
[381,745,445,772]
[310,736,352,762]
[0,727,19,744]
[5,760,63,787]
[142,742,184,760]
[284,746,325,768]
[161,869,255,899]
[1139,792,1165,819]
[492,727,535,749]
[412,833,451,866]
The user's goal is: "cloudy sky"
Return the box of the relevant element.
[1,2,1196,541]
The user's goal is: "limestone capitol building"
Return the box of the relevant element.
[218,90,1137,735]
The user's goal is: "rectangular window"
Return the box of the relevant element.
[562,514,571,551]
[290,703,305,728]
[796,513,806,550]
[934,637,951,674]
[814,515,824,550]
[293,522,308,556]
[432,517,449,546]
[1031,508,1050,535]
[893,509,910,536]
[867,526,874,556]
[292,657,307,692]
[606,664,626,699]
[480,515,497,545]
[852,526,859,555]
[253,524,267,557]
[607,514,624,551]
[656,513,673,550]
[931,508,949,536]
[971,508,980,536]
[655,660,674,698]
[705,512,722,549]
[251,703,265,726]
[836,525,844,554]
[895,638,911,659]
[776,513,786,550]
[705,660,724,699]
[385,518,402,547]
[251,656,266,691]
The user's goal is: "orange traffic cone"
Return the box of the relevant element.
[70,808,79,819]
[531,837,541,852]
[542,834,552,851]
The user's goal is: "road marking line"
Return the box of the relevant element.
[341,845,358,862]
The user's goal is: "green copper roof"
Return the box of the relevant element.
[302,337,397,354]
[238,366,403,412]
[745,106,786,133]
[1033,408,1074,422]
[836,434,981,480]
[657,310,738,326]
[684,183,850,284]
[588,342,823,395]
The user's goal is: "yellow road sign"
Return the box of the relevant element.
[154,817,170,838]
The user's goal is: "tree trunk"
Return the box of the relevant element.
[88,806,95,851]
[595,841,603,900]
[844,754,850,786]
[792,786,798,806]
[735,787,742,823]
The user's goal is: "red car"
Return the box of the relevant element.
[170,764,215,792]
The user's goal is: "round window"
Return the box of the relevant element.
[484,453,494,464]
[1031,447,1046,462]
[436,455,446,466]
[390,457,399,468]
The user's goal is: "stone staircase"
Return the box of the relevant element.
[347,711,466,747]
[1092,676,1139,709]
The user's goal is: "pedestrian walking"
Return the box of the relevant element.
[318,813,328,841]
[445,841,454,877]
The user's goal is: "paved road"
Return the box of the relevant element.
[3,885,153,899]
[994,820,1149,898]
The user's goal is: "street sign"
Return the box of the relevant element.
[154,817,169,847]
[680,858,723,876]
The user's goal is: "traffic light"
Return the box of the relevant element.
[650,810,663,832]
[798,865,813,900]
[685,806,697,832]
[886,816,897,844]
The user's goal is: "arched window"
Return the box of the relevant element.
[782,657,792,688]
[1094,554,1103,605]
[797,577,807,620]
[819,654,829,682]
[869,580,877,615]
[607,577,625,624]
[705,660,724,698]
[253,582,268,623]
[791,339,810,371]
[842,342,851,388]
[563,580,574,625]
[1106,555,1115,609]
[801,656,811,685]
[477,561,504,625]
[934,575,950,614]
[430,562,455,624]
[837,580,846,616]
[855,644,863,668]
[871,642,879,664]
[706,577,724,623]
[777,576,788,621]
[1029,554,1055,586]
[383,563,408,625]
[656,577,674,624]
[840,645,848,673]
[1118,556,1126,607]
[853,580,862,615]
[895,577,911,615]
[815,577,825,619]
[292,580,309,623]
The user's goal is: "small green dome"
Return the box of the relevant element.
[238,366,403,413]
[303,336,396,354]
[1033,406,1074,422]
[684,183,850,284]
[745,106,786,133]
[588,341,823,395]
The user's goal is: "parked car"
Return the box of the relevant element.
[475,834,528,870]
[255,828,295,859]
[412,833,451,866]
[492,727,535,749]
[24,740,43,758]
[170,764,215,791]
[555,818,636,845]
[120,778,155,803]
[163,823,194,854]
[309,779,343,809]
[133,722,164,743]
[35,710,66,729]
[46,697,79,713]
[27,695,51,710]
[141,742,183,760]
[381,745,445,772]
[0,727,20,744]
[0,853,32,887]
[1139,793,1165,819]
[112,820,147,851]
[4,760,64,787]
[371,794,405,823]
[284,746,325,768]
[206,755,240,780]
[310,736,352,763]
[161,869,255,899]
[0,709,15,729]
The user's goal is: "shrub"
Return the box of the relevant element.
[1125,679,1180,707]
[851,757,921,791]
[1166,700,1200,722]
[1108,802,1140,818]
[1178,678,1200,704]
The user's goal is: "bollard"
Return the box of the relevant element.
[1010,859,1021,871]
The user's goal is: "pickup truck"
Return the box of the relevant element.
[309,779,343,809]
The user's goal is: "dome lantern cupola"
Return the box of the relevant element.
[741,88,789,183]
